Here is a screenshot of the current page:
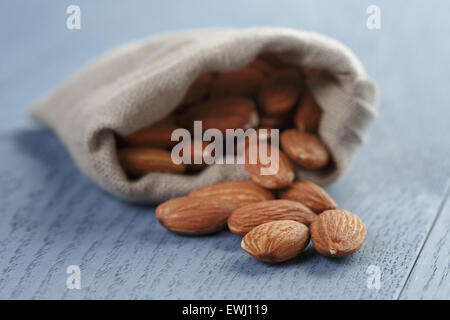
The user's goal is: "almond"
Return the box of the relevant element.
[310,209,367,258]
[178,97,259,134]
[258,52,291,69]
[156,196,238,235]
[241,220,310,263]
[122,123,179,149]
[235,128,275,153]
[189,180,274,207]
[294,91,322,133]
[182,73,215,105]
[280,129,330,169]
[228,199,317,235]
[258,68,304,115]
[244,146,295,190]
[247,57,277,76]
[259,114,292,129]
[210,67,265,98]
[176,139,211,172]
[118,148,186,176]
[279,180,337,214]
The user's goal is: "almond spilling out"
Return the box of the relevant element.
[118,148,186,176]
[210,67,266,98]
[258,68,304,115]
[178,96,259,134]
[156,196,238,235]
[279,180,337,214]
[241,220,310,263]
[189,180,274,207]
[310,209,367,258]
[121,123,179,149]
[228,199,316,235]
[280,129,330,169]
[245,146,295,190]
[294,91,322,133]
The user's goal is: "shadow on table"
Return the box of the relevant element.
[8,127,71,169]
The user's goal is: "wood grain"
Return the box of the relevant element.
[400,183,450,300]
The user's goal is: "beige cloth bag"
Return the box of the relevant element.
[30,27,377,204]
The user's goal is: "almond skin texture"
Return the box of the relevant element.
[241,220,310,263]
[118,148,186,176]
[280,129,330,169]
[259,114,293,129]
[122,123,179,149]
[182,73,215,105]
[245,147,295,190]
[258,52,292,69]
[210,67,266,98]
[294,91,322,133]
[310,210,367,258]
[228,199,317,235]
[258,68,304,115]
[178,97,259,134]
[189,180,274,207]
[156,196,238,235]
[279,180,337,214]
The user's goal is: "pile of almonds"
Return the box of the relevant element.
[116,53,367,263]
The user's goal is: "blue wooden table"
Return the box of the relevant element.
[1,0,449,299]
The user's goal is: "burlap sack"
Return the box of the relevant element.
[30,27,377,204]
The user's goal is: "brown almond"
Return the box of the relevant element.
[258,68,304,115]
[189,180,274,207]
[228,199,317,235]
[294,91,322,133]
[176,139,211,172]
[258,52,291,69]
[241,220,310,263]
[210,67,265,98]
[245,146,295,190]
[182,73,215,105]
[122,123,179,149]
[259,114,292,130]
[235,128,275,153]
[280,129,330,169]
[156,196,238,235]
[279,180,337,214]
[178,97,259,134]
[310,209,367,258]
[118,148,186,176]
